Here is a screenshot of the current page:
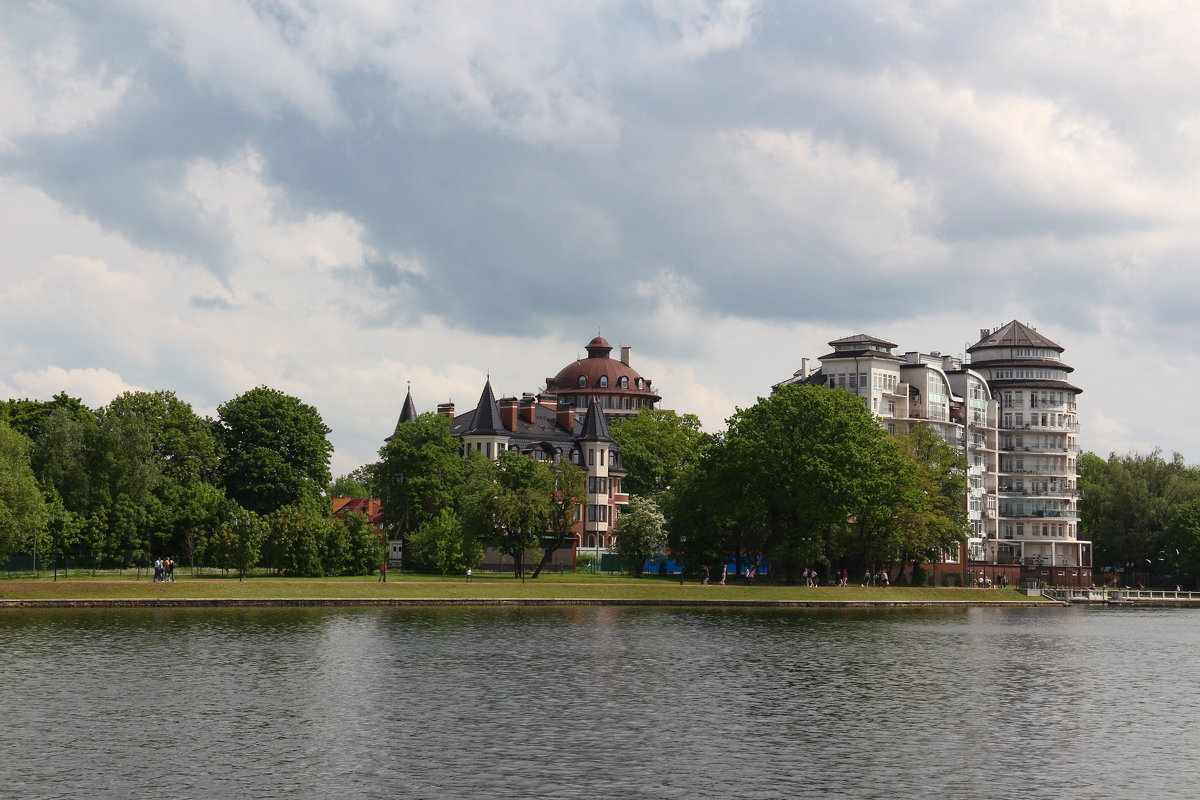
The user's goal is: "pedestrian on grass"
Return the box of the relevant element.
[379,561,388,582]
[702,566,710,585]
[166,558,175,582]
[466,568,472,584]
[720,565,727,585]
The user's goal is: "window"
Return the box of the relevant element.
[600,449,605,466]
[619,376,628,388]
[636,378,644,389]
[599,375,608,388]
[577,375,586,388]
[589,449,594,465]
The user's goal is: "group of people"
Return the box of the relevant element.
[974,573,1008,588]
[863,569,890,587]
[152,557,176,582]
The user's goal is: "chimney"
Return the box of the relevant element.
[499,396,519,431]
[436,402,455,419]
[555,399,575,432]
[980,328,989,341]
[520,393,538,424]
[801,357,810,378]
[620,346,631,366]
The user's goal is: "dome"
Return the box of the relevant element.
[545,338,661,406]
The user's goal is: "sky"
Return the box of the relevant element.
[2,0,1199,477]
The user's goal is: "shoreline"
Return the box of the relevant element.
[0,597,1058,609]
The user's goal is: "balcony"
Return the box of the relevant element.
[998,509,1080,520]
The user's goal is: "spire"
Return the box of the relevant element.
[388,384,418,439]
[578,396,611,441]
[466,379,506,434]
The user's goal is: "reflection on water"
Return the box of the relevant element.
[1,606,1196,799]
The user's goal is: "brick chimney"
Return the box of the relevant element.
[436,401,455,419]
[620,346,631,365]
[556,399,575,431]
[499,396,519,431]
[520,393,538,424]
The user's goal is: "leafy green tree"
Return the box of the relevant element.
[264,501,327,576]
[530,458,585,578]
[210,511,266,581]
[614,495,666,577]
[410,509,482,575]
[459,450,551,580]
[341,511,387,575]
[330,472,371,499]
[218,386,333,516]
[376,413,462,538]
[1,393,91,444]
[0,421,47,562]
[610,408,707,505]
[722,384,900,582]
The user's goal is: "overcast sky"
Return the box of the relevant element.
[3,0,1199,476]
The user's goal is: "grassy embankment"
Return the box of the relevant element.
[0,571,1048,602]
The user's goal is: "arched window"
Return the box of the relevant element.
[599,375,608,388]
[577,375,587,388]
[619,376,628,388]
[636,377,644,389]
[587,534,597,548]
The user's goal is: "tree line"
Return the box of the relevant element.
[1079,449,1200,588]
[0,388,383,577]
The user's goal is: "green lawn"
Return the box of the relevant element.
[0,572,1048,603]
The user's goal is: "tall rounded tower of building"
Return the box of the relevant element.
[967,321,1089,579]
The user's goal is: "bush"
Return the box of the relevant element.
[575,552,597,571]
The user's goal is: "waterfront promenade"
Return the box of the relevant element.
[0,574,1054,608]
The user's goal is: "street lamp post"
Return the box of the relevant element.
[678,535,686,585]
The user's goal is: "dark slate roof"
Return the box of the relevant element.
[465,380,505,435]
[394,388,418,431]
[969,321,1063,353]
[828,333,898,347]
[818,349,905,362]
[986,378,1083,394]
[578,398,611,441]
[969,358,1074,372]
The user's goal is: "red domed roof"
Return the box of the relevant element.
[545,338,660,401]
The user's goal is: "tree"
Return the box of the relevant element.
[409,510,482,575]
[218,386,333,516]
[330,472,371,499]
[341,511,388,575]
[210,511,266,581]
[263,500,327,576]
[0,421,47,562]
[375,413,463,539]
[614,495,666,577]
[530,459,585,578]
[610,408,706,504]
[459,450,551,580]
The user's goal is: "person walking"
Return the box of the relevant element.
[719,565,727,586]
[378,561,388,582]
[466,568,472,584]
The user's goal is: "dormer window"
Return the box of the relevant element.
[619,376,628,388]
[599,375,608,388]
[577,375,587,388]
[635,378,644,389]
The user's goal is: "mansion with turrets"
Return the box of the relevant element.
[778,320,1089,587]
[391,337,657,564]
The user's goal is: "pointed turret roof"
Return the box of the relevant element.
[578,397,611,441]
[465,380,506,435]
[968,321,1063,352]
[392,387,417,432]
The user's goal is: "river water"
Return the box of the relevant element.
[0,605,1195,799]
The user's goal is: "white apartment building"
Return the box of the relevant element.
[778,321,1089,585]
